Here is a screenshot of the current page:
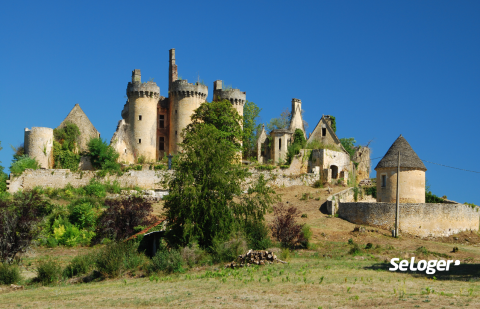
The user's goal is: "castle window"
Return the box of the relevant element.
[381,174,387,187]
[175,110,177,114]
[175,131,177,136]
[138,139,141,144]
[159,115,165,128]
[279,138,282,150]
[124,149,127,154]
[159,137,165,151]
[322,128,326,136]
[139,115,142,121]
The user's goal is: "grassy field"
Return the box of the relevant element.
[1,184,480,308]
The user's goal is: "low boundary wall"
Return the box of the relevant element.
[337,202,479,237]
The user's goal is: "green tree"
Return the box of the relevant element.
[87,138,120,172]
[266,108,291,134]
[0,142,7,192]
[340,137,356,159]
[242,100,262,159]
[163,100,277,249]
[53,122,81,170]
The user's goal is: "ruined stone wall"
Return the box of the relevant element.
[336,202,479,237]
[7,167,320,193]
[353,146,370,184]
[24,127,54,169]
[270,130,292,164]
[111,119,135,163]
[376,167,425,203]
[326,187,376,215]
[311,148,351,183]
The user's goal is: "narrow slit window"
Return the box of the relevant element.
[175,131,177,136]
[139,115,142,121]
[279,138,282,150]
[381,175,387,187]
[124,149,127,154]
[159,137,165,151]
[175,110,177,114]
[138,139,141,144]
[159,115,165,128]
[322,128,326,136]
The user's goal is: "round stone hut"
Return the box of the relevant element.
[375,135,427,203]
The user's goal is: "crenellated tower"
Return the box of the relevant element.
[126,69,160,162]
[212,80,246,118]
[169,79,208,153]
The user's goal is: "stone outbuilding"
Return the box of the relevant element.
[375,135,427,203]
[57,104,100,153]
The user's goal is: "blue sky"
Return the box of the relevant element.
[0,1,478,204]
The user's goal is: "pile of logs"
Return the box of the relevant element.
[225,249,287,268]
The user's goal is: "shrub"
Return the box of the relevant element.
[210,234,248,264]
[270,203,305,248]
[87,137,121,172]
[36,258,62,285]
[149,249,183,274]
[63,252,97,278]
[9,155,40,176]
[349,243,361,255]
[104,180,121,194]
[68,201,97,230]
[181,243,210,267]
[153,164,167,171]
[0,190,47,263]
[313,180,323,188]
[280,248,290,261]
[244,220,272,250]
[365,243,373,250]
[0,262,22,284]
[364,186,376,198]
[94,196,156,242]
[96,241,145,278]
[137,155,146,164]
[300,224,312,248]
[52,217,95,247]
[84,179,106,198]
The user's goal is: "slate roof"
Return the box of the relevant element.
[375,135,427,171]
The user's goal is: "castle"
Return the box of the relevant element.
[110,49,246,164]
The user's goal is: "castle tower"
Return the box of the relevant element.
[126,69,160,162]
[24,127,54,169]
[169,79,208,153]
[289,98,306,138]
[213,80,246,118]
[375,135,427,203]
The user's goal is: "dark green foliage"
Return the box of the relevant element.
[340,137,356,159]
[425,190,445,203]
[181,243,211,267]
[255,165,276,171]
[365,243,373,249]
[0,262,22,284]
[242,100,262,158]
[330,116,336,132]
[0,190,48,263]
[313,179,323,188]
[244,220,272,250]
[95,241,145,278]
[68,200,97,230]
[53,122,81,170]
[164,100,276,249]
[94,196,155,242]
[9,155,40,176]
[210,235,248,264]
[87,137,121,172]
[36,258,62,285]
[349,243,361,255]
[0,142,7,193]
[54,122,80,150]
[63,252,97,278]
[300,224,312,248]
[286,129,306,165]
[148,248,183,274]
[84,178,106,198]
[364,186,377,198]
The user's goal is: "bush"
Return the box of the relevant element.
[349,243,362,255]
[84,179,106,198]
[300,224,312,248]
[181,243,211,267]
[96,241,145,278]
[36,258,62,285]
[244,220,272,250]
[210,234,248,264]
[52,218,95,247]
[149,249,183,274]
[94,196,156,242]
[280,248,291,261]
[87,137,121,172]
[63,252,97,278]
[0,262,22,284]
[364,186,376,198]
[9,155,40,176]
[313,179,323,188]
[104,180,121,194]
[270,203,305,249]
[68,201,97,230]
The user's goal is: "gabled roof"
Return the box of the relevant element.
[375,135,426,170]
[307,115,347,153]
[57,104,100,152]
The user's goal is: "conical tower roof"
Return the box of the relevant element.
[375,135,426,171]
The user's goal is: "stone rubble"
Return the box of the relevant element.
[224,249,287,268]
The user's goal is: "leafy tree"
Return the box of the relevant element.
[0,190,50,263]
[266,108,291,134]
[286,129,307,165]
[270,203,306,249]
[0,142,7,192]
[163,100,277,249]
[53,122,81,170]
[87,137,120,172]
[53,122,80,152]
[340,137,356,159]
[242,100,262,159]
[9,155,40,176]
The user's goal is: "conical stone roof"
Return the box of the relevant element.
[375,135,426,171]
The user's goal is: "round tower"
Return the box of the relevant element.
[24,127,54,169]
[213,80,246,118]
[169,80,208,153]
[126,69,160,163]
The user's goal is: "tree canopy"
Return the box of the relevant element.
[242,100,262,159]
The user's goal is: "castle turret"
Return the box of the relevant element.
[24,127,54,169]
[169,79,208,153]
[289,98,306,138]
[213,80,246,118]
[126,69,160,162]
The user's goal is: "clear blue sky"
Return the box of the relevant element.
[0,1,478,204]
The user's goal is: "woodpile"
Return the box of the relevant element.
[225,249,287,268]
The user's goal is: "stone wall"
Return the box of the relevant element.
[7,168,320,193]
[336,202,479,237]
[326,187,376,215]
[376,167,425,203]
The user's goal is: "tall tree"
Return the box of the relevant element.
[266,108,291,134]
[163,100,277,248]
[242,100,262,159]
